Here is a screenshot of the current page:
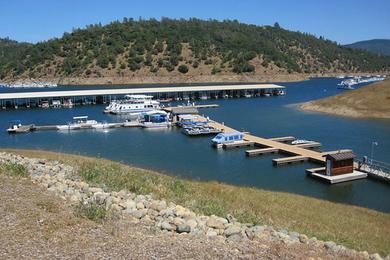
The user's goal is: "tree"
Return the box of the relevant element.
[178,64,189,73]
[274,22,281,29]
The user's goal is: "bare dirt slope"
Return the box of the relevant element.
[300,79,390,119]
[0,173,364,259]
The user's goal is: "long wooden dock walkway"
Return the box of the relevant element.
[200,116,339,165]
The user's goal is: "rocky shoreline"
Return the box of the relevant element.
[0,152,387,259]
[1,72,377,86]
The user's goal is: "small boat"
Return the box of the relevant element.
[211,132,244,145]
[292,139,314,145]
[183,125,220,136]
[7,120,34,134]
[273,90,286,96]
[56,116,98,130]
[337,84,355,90]
[142,122,170,128]
[141,110,170,128]
[92,122,117,129]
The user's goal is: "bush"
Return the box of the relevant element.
[211,67,221,75]
[0,163,28,177]
[192,60,199,68]
[178,64,189,74]
[76,202,108,222]
[205,59,213,65]
[163,61,175,72]
[150,66,159,73]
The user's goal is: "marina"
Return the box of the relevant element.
[0,84,284,109]
[1,78,389,212]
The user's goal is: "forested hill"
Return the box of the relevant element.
[345,39,390,56]
[1,18,389,83]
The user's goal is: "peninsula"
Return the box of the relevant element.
[300,79,390,119]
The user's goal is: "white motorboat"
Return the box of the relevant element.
[141,110,170,128]
[105,95,160,114]
[92,122,117,129]
[56,116,98,130]
[292,139,314,145]
[273,90,286,96]
[142,122,170,128]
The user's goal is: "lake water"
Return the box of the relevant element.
[1,78,389,212]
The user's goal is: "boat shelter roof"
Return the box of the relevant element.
[73,116,88,120]
[324,152,356,161]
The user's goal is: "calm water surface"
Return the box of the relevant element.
[1,78,389,212]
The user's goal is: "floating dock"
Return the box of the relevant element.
[197,115,369,183]
[309,171,367,184]
[222,140,255,150]
[246,148,279,157]
[272,155,309,166]
[202,116,327,164]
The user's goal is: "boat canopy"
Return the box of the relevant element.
[124,94,153,100]
[144,110,168,115]
[73,116,88,120]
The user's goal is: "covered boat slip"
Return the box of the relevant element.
[0,84,284,108]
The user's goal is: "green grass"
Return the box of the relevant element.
[0,163,29,177]
[2,149,390,256]
[76,202,108,222]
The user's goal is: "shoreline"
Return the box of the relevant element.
[299,79,390,120]
[299,102,390,120]
[2,72,384,87]
[1,148,389,256]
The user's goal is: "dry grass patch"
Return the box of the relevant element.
[300,79,390,119]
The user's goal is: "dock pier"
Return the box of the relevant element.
[196,115,369,182]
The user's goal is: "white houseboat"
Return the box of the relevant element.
[105,95,160,115]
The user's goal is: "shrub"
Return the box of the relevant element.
[178,64,189,74]
[0,163,28,177]
[192,60,199,68]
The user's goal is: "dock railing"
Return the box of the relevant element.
[357,158,390,182]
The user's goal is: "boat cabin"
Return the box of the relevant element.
[143,110,168,123]
[324,152,355,176]
[211,132,244,145]
[73,116,89,123]
[124,95,153,103]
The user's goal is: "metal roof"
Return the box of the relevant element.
[0,84,284,100]
[324,152,356,161]
[171,107,199,115]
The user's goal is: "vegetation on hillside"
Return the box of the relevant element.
[345,39,390,56]
[1,18,390,80]
[2,149,390,255]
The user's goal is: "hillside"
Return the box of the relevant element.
[1,18,390,85]
[345,39,390,56]
[300,79,390,119]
